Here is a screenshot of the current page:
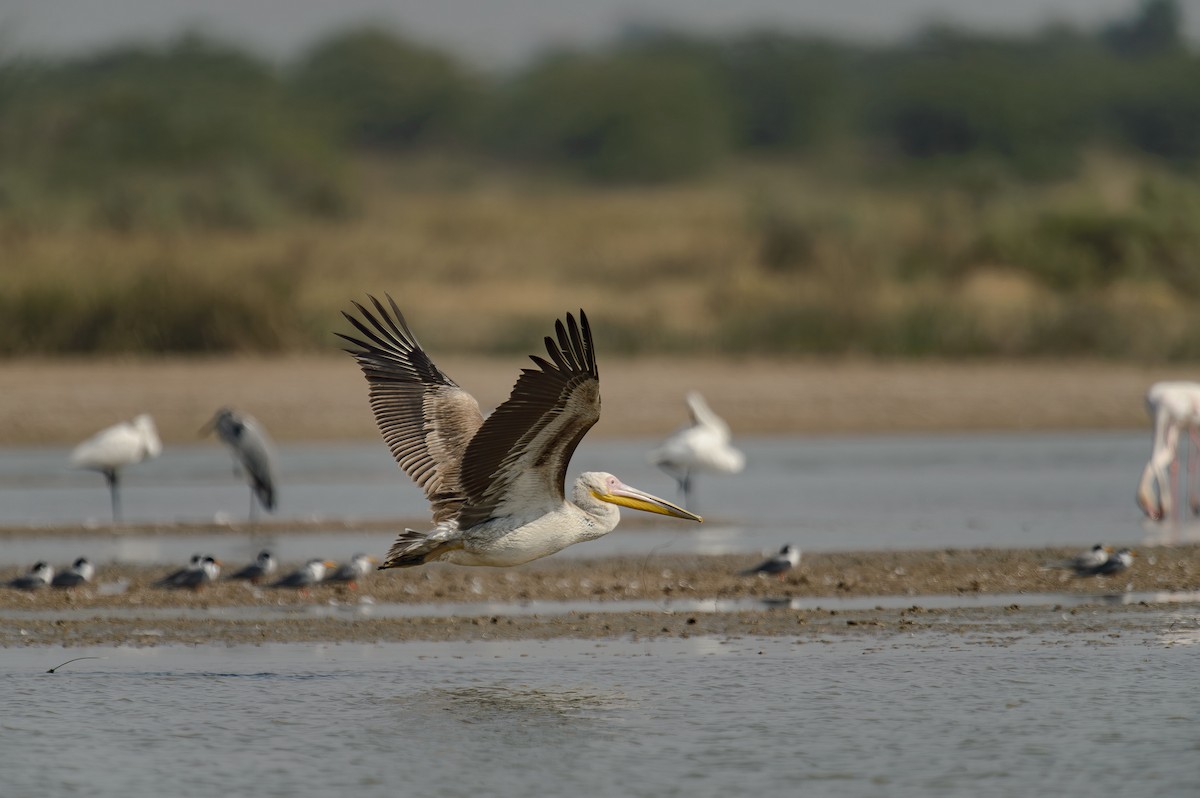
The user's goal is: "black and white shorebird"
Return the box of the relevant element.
[270,559,334,591]
[324,553,377,588]
[1044,544,1114,577]
[1081,547,1136,578]
[226,550,277,583]
[157,555,221,590]
[51,558,95,588]
[8,561,54,590]
[157,554,204,587]
[741,545,801,579]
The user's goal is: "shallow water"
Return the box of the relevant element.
[2,626,1198,798]
[0,432,1182,567]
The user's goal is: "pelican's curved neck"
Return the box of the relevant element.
[570,479,621,539]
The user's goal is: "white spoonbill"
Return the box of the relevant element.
[1136,381,1200,522]
[648,391,745,509]
[69,414,162,524]
[202,407,278,521]
[338,295,702,569]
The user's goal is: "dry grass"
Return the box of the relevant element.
[5,156,1200,359]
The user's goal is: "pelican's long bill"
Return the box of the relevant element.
[595,480,703,522]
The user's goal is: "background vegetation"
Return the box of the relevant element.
[4,0,1200,360]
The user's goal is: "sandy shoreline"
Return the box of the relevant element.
[0,356,1184,445]
[3,545,1197,646]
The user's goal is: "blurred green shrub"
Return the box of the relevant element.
[490,51,731,182]
[0,35,352,231]
[292,27,484,150]
[0,268,311,355]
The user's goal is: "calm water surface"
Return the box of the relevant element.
[0,432,1179,566]
[1,625,1198,798]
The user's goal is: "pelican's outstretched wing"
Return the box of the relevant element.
[456,311,599,529]
[338,295,485,523]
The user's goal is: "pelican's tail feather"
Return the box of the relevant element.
[380,523,462,569]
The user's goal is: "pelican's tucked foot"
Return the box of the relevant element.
[381,527,462,569]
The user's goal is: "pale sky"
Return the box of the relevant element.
[0,0,1188,67]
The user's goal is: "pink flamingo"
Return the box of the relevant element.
[1136,381,1200,521]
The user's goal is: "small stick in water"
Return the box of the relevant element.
[46,656,102,673]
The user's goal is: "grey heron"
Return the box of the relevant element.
[203,407,278,522]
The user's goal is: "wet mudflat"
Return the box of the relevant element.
[1,545,1198,646]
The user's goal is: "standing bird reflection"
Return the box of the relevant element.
[338,295,702,569]
[649,391,745,510]
[69,414,162,524]
[203,408,278,522]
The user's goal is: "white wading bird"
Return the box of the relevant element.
[648,391,745,509]
[69,414,162,524]
[1136,381,1200,522]
[202,408,278,521]
[338,296,702,569]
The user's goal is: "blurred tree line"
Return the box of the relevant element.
[0,0,1196,229]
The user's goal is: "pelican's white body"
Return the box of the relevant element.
[422,478,620,567]
[1137,381,1200,521]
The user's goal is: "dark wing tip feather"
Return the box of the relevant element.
[456,308,600,526]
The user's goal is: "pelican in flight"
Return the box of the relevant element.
[69,414,162,524]
[1137,381,1200,522]
[648,391,745,509]
[338,295,702,569]
[202,408,278,521]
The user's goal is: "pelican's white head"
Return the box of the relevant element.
[577,472,703,522]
